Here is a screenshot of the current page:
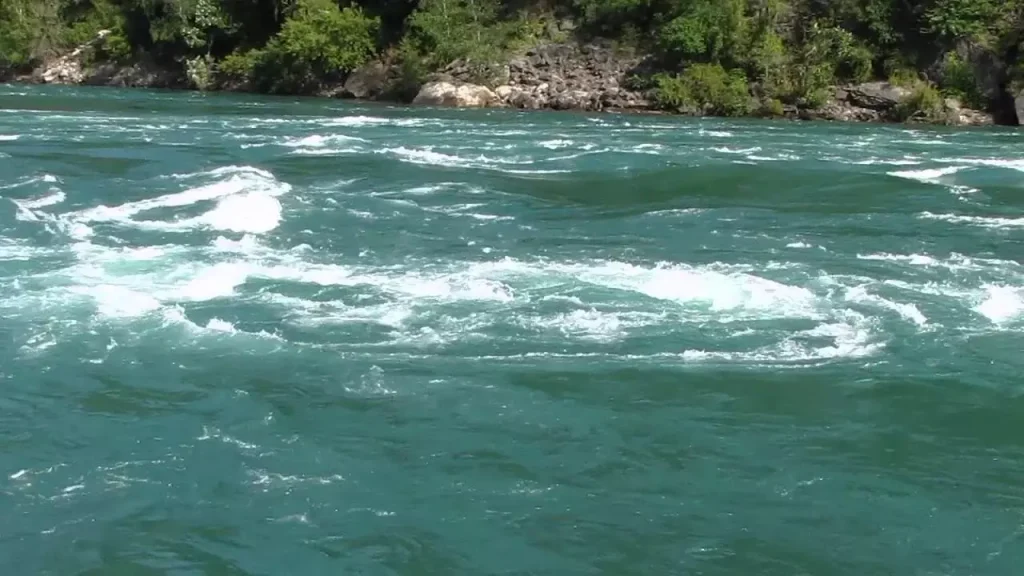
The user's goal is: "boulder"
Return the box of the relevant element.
[412,81,496,108]
[343,61,389,99]
[943,98,994,126]
[494,85,513,101]
[1016,90,1024,126]
[804,100,881,122]
[844,82,911,110]
[552,90,594,111]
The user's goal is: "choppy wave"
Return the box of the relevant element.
[1,100,1022,371]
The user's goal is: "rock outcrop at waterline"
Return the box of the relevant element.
[412,81,497,108]
[22,34,1003,127]
[410,42,994,126]
[34,29,112,85]
[798,82,994,126]
[415,42,652,112]
[24,30,183,89]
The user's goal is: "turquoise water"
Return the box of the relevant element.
[2,84,1024,574]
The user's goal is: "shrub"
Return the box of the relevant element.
[218,49,262,83]
[939,51,985,109]
[761,98,785,117]
[655,0,748,68]
[888,67,921,88]
[653,64,752,117]
[895,83,950,123]
[252,0,378,94]
[776,22,877,106]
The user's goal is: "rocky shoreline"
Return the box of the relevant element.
[11,33,1016,128]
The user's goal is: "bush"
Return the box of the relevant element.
[837,43,874,83]
[655,0,748,68]
[252,0,378,94]
[895,83,950,123]
[404,0,520,73]
[98,31,133,63]
[218,49,262,84]
[653,64,752,117]
[785,22,873,106]
[939,51,985,108]
[761,98,785,117]
[888,67,921,88]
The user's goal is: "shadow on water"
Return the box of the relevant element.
[299,156,952,218]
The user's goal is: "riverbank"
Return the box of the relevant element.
[9,35,1008,128]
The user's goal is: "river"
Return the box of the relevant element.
[2,84,1023,574]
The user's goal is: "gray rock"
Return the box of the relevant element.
[85,59,183,89]
[844,82,912,110]
[552,90,593,111]
[805,100,881,122]
[343,61,389,99]
[1015,90,1024,126]
[504,42,650,113]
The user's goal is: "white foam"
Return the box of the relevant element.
[524,309,663,342]
[323,115,426,127]
[845,285,928,327]
[560,260,820,318]
[0,135,18,141]
[682,314,882,364]
[383,146,464,167]
[14,189,66,210]
[282,134,368,148]
[0,174,60,190]
[858,253,940,266]
[919,212,1024,229]
[849,158,921,166]
[539,139,574,149]
[76,165,288,234]
[712,146,761,155]
[197,192,282,233]
[205,318,237,333]
[75,285,162,318]
[173,263,250,301]
[975,285,1024,324]
[889,166,967,182]
[936,157,1024,172]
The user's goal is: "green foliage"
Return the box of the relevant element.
[404,0,504,70]
[761,97,785,117]
[887,67,921,88]
[572,0,650,38]
[2,0,1023,121]
[656,0,748,68]
[778,21,874,106]
[924,0,998,41]
[252,0,379,93]
[652,64,752,117]
[895,83,950,123]
[218,48,262,83]
[0,0,63,70]
[938,51,985,108]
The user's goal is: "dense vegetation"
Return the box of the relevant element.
[1,0,1022,120]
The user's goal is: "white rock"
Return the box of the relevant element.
[413,82,497,108]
